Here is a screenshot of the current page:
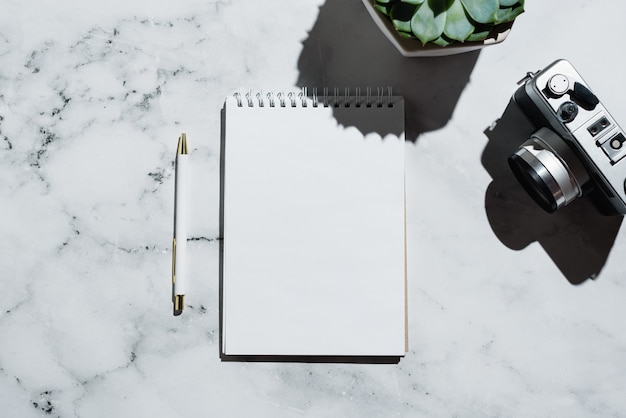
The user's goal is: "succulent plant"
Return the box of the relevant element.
[375,0,525,46]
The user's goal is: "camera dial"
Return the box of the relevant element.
[547,74,569,97]
[508,127,590,213]
[558,101,578,123]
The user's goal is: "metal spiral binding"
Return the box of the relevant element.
[299,87,307,107]
[233,87,394,108]
[332,88,338,107]
[287,92,296,107]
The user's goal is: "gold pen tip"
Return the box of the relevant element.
[177,133,188,155]
[174,294,185,315]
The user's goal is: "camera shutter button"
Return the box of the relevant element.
[547,74,570,97]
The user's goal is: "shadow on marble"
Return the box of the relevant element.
[482,100,623,284]
[296,0,479,142]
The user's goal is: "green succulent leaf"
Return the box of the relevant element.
[410,1,446,45]
[466,28,491,41]
[496,4,525,23]
[431,35,454,47]
[391,2,418,33]
[375,0,400,16]
[402,0,425,4]
[429,0,455,14]
[398,31,416,38]
[375,4,392,15]
[443,0,475,41]
[459,0,499,24]
[499,0,519,6]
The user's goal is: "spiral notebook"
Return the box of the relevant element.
[221,89,407,357]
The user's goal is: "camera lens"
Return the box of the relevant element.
[508,128,590,213]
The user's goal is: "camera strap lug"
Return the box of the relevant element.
[517,71,538,85]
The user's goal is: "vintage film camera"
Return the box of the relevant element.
[508,59,626,215]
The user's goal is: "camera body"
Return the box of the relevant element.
[509,59,626,214]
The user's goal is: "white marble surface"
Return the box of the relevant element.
[2,0,626,416]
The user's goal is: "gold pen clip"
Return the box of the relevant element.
[171,237,176,289]
[172,237,184,315]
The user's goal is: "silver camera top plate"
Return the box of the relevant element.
[521,59,626,213]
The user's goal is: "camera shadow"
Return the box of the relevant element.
[296,0,480,142]
[482,99,623,284]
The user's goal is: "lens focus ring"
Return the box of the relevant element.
[515,145,580,208]
[508,128,589,213]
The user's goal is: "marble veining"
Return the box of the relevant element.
[2,0,626,416]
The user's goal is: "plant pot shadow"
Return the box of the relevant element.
[482,99,623,284]
[296,0,480,142]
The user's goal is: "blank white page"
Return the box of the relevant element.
[221,92,406,357]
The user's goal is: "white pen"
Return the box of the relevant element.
[172,133,189,315]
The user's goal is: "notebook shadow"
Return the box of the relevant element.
[220,355,400,364]
[296,0,480,142]
[481,99,623,284]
